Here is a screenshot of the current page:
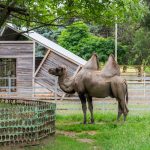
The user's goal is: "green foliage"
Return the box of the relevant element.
[132,28,150,65]
[35,27,63,57]
[144,66,150,73]
[58,22,89,49]
[36,27,62,42]
[58,22,127,64]
[0,0,148,28]
[141,0,150,29]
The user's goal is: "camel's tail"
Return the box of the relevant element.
[125,80,128,104]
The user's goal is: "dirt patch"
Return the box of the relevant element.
[76,130,97,136]
[56,122,81,126]
[57,130,76,138]
[77,138,94,144]
[57,130,97,137]
[87,131,97,136]
[57,130,96,145]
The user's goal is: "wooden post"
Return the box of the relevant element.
[33,78,35,98]
[34,49,51,77]
[8,77,11,95]
[144,72,146,98]
[32,41,35,99]
[54,78,58,102]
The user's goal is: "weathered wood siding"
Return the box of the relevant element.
[35,50,78,96]
[0,41,34,96]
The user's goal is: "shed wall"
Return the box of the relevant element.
[35,50,78,96]
[0,42,34,96]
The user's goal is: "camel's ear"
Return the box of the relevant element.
[60,65,67,71]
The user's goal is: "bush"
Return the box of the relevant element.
[58,21,127,64]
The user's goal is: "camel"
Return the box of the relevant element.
[48,53,99,95]
[48,54,129,124]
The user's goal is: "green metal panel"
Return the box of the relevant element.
[0,99,56,145]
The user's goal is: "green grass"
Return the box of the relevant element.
[26,135,92,150]
[26,112,150,150]
[2,101,150,150]
[56,113,150,150]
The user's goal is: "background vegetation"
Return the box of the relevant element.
[1,0,150,65]
[57,21,127,64]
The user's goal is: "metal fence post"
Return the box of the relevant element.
[8,77,11,95]
[144,72,146,99]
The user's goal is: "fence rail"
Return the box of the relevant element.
[0,76,62,100]
[0,74,150,101]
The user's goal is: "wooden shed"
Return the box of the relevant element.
[0,41,34,96]
[0,24,86,99]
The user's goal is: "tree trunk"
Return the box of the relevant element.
[122,65,127,73]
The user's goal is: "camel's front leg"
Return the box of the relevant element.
[87,95,94,124]
[79,93,87,124]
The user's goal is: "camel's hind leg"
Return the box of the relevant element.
[119,99,128,121]
[79,93,87,124]
[87,95,94,124]
[117,100,123,121]
[124,104,129,121]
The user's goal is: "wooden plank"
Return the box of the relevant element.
[34,49,51,76]
[32,41,35,97]
[0,41,33,44]
[0,42,34,97]
[35,51,79,97]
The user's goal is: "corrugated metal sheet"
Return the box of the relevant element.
[5,23,87,66]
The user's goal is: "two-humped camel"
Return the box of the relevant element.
[49,54,129,124]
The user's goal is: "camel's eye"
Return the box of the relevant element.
[61,67,64,72]
[56,68,59,72]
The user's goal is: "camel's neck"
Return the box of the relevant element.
[58,72,75,94]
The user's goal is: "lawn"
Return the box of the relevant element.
[56,113,150,150]
[25,111,150,150]
[1,101,150,150]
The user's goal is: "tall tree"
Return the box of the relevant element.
[141,0,150,29]
[0,0,147,30]
[132,28,150,65]
[58,21,127,64]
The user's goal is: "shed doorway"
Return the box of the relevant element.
[0,58,16,92]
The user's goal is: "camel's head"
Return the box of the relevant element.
[48,66,67,76]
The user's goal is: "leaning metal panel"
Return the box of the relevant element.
[0,99,56,145]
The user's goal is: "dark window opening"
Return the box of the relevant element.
[0,58,16,92]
